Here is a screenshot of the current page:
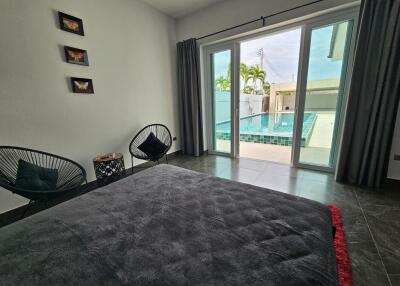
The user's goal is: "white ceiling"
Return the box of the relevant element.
[139,0,226,19]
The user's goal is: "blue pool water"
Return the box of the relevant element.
[217,112,316,137]
[215,112,317,146]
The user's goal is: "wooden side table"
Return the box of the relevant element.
[93,153,126,186]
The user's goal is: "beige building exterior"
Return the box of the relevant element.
[269,79,340,112]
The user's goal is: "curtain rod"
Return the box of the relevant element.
[196,0,326,40]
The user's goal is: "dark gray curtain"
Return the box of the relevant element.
[177,38,204,156]
[337,0,400,188]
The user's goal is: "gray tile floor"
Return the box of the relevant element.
[164,153,400,286]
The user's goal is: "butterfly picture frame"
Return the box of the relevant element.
[64,46,89,66]
[58,12,84,36]
[71,77,94,94]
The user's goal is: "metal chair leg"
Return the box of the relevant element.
[21,200,33,219]
[165,154,169,164]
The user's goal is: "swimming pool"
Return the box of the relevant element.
[215,112,317,147]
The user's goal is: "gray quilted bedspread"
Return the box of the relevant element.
[0,164,338,286]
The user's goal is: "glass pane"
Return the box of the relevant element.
[212,50,232,153]
[299,20,353,166]
[239,28,302,164]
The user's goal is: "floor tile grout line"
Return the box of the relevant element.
[353,188,393,286]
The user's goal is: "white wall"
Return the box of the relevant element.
[177,0,358,42]
[0,0,179,212]
[240,94,263,117]
[215,91,263,122]
[388,104,400,180]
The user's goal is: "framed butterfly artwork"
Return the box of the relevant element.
[64,46,89,66]
[71,77,94,94]
[58,12,84,36]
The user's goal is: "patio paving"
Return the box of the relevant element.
[240,142,291,164]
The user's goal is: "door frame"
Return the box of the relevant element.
[201,6,359,170]
[292,10,359,172]
[203,42,240,157]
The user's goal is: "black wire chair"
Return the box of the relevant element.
[129,124,172,168]
[0,146,87,217]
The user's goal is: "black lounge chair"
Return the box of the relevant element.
[129,124,172,168]
[0,146,87,217]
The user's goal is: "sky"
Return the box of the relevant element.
[213,25,346,85]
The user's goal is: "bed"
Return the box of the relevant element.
[0,164,338,285]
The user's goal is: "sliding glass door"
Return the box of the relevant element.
[204,8,357,172]
[293,17,355,170]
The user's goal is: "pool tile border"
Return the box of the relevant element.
[216,132,307,147]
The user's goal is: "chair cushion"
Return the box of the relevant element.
[15,160,58,191]
[137,132,168,158]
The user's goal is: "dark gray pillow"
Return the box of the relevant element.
[138,132,168,158]
[15,160,58,191]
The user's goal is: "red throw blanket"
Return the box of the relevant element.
[328,205,352,286]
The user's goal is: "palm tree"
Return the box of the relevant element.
[240,63,251,86]
[215,75,230,91]
[243,85,254,94]
[249,64,266,94]
[240,63,253,94]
